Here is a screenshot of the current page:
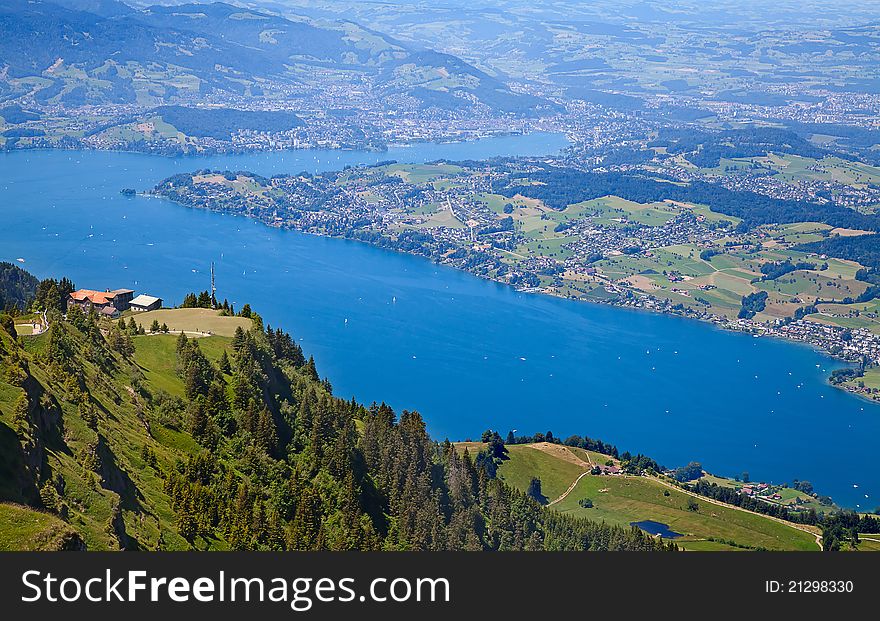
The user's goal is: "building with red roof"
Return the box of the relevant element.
[68,288,135,317]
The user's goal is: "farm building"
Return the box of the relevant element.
[130,294,162,312]
[68,288,135,317]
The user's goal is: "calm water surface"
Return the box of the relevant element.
[1,134,878,508]
[630,521,684,539]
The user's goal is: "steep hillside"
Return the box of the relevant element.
[0,282,671,551]
[0,502,84,550]
[0,262,38,311]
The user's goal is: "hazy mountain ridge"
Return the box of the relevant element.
[0,0,551,115]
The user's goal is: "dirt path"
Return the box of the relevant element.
[548,470,591,506]
[530,444,592,506]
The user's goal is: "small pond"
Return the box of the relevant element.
[630,520,684,539]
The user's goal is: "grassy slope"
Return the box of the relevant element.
[132,333,232,398]
[497,444,587,502]
[128,308,251,337]
[0,309,246,550]
[554,475,817,551]
[0,503,83,550]
[482,442,819,551]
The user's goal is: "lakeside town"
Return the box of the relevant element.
[149,158,880,403]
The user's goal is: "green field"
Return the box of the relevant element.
[496,444,588,502]
[454,442,590,503]
[129,308,252,337]
[467,442,823,551]
[0,503,83,551]
[554,475,819,551]
[133,334,232,398]
[851,536,880,551]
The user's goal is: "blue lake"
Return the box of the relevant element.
[630,521,683,539]
[1,133,879,509]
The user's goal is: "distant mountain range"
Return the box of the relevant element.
[0,0,555,115]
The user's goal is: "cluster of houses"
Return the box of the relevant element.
[739,482,784,502]
[68,288,162,318]
[592,464,622,476]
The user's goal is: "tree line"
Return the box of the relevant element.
[158,323,676,551]
[492,167,880,232]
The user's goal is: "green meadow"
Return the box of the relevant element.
[457,441,824,551]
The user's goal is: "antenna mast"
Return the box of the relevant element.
[211,262,217,308]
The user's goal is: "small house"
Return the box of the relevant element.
[99,306,120,319]
[130,294,162,313]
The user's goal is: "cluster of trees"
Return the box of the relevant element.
[689,480,820,526]
[830,367,864,385]
[180,291,216,309]
[506,430,620,457]
[651,126,828,168]
[672,462,703,482]
[0,262,39,311]
[158,318,677,550]
[758,259,816,281]
[621,454,663,475]
[473,430,509,479]
[793,302,819,321]
[149,319,170,334]
[107,321,136,357]
[526,478,547,505]
[154,106,303,141]
[797,234,880,270]
[179,291,261,320]
[0,104,40,124]
[738,291,768,319]
[33,277,75,313]
[503,429,663,474]
[821,512,880,551]
[789,480,815,495]
[493,167,880,232]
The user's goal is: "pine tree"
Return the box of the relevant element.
[305,356,319,382]
[527,477,545,505]
[231,326,245,353]
[12,393,29,434]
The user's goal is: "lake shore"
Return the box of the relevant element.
[4,146,879,508]
[155,189,879,406]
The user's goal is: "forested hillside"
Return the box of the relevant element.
[0,270,673,551]
[0,262,38,311]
